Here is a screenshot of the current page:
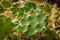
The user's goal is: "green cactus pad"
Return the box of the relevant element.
[0,15,12,39]
[15,9,48,36]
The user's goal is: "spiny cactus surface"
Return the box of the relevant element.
[0,15,12,39]
[14,9,48,36]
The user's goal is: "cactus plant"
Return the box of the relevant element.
[0,0,59,40]
[14,8,48,36]
[10,1,49,37]
[0,15,12,39]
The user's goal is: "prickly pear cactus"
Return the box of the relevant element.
[0,15,12,39]
[14,9,48,36]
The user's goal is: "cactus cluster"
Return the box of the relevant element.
[0,0,59,40]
